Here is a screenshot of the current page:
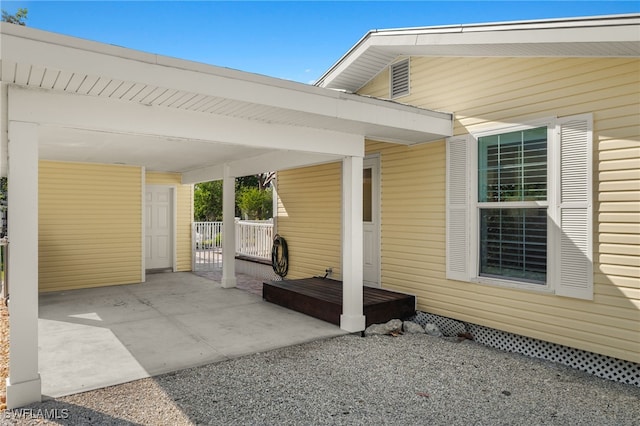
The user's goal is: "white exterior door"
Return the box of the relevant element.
[363,157,380,287]
[145,185,173,270]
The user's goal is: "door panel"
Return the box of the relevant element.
[363,229,374,266]
[145,186,173,270]
[363,157,380,287]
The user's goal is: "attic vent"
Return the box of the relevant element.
[390,59,410,99]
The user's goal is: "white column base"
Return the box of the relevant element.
[6,375,42,409]
[340,314,366,333]
[221,277,237,289]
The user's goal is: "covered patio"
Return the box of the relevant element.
[1,23,452,407]
[38,272,346,398]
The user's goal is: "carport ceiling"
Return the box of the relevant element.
[38,126,272,174]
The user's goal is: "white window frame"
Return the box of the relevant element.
[469,118,556,293]
[446,113,593,300]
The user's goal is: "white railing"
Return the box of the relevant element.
[193,221,223,271]
[192,220,273,271]
[235,220,274,260]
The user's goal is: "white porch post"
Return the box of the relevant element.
[221,165,237,288]
[6,121,41,408]
[0,84,7,177]
[341,155,366,332]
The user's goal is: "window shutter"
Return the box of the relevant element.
[390,59,410,98]
[446,135,470,281]
[555,114,593,300]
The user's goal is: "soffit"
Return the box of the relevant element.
[0,23,452,146]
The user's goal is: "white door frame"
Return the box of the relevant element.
[143,183,178,276]
[363,155,381,287]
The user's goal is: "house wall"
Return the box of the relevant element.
[360,57,640,363]
[278,57,639,363]
[276,162,342,279]
[145,171,193,272]
[38,161,143,292]
[38,164,194,292]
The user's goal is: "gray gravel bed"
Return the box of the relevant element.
[2,333,639,425]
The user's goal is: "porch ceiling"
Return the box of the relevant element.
[0,23,453,181]
[37,126,273,173]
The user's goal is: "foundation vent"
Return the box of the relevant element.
[390,59,410,99]
[412,311,639,387]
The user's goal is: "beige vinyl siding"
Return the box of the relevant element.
[145,172,193,272]
[39,161,143,292]
[276,162,342,279]
[358,57,640,362]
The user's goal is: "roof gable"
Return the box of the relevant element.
[316,14,640,92]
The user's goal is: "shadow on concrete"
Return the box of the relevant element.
[37,272,345,399]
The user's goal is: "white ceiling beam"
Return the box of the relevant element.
[182,151,343,184]
[8,86,364,157]
[181,164,224,184]
[228,151,342,178]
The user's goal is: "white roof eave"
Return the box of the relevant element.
[316,13,640,91]
[0,22,453,146]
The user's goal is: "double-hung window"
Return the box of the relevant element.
[477,126,548,284]
[446,114,593,299]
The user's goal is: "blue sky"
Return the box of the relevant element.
[2,1,638,83]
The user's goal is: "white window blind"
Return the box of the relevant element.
[477,127,548,283]
[478,127,547,202]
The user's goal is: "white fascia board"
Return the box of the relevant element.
[8,86,364,157]
[367,23,640,53]
[182,151,342,184]
[336,98,452,137]
[412,25,640,47]
[371,14,640,36]
[0,26,448,132]
[368,14,640,42]
[455,14,640,32]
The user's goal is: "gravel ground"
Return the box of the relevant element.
[1,333,638,426]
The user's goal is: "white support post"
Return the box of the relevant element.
[0,84,7,177]
[221,166,237,288]
[6,121,41,409]
[271,175,278,234]
[341,155,366,332]
[140,167,146,283]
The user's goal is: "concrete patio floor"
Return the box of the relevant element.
[37,272,346,398]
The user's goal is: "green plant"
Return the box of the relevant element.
[237,187,272,220]
[1,8,28,25]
